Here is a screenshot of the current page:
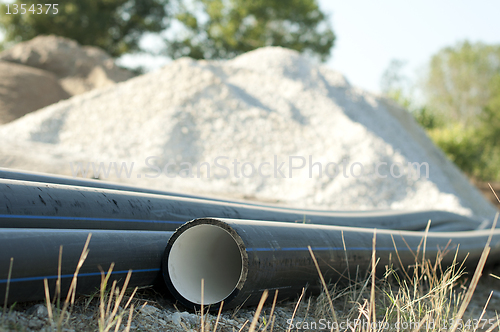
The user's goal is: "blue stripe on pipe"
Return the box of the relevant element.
[0,214,184,225]
[246,245,469,252]
[246,247,410,252]
[0,268,161,284]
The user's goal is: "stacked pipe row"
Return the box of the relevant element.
[1,168,499,309]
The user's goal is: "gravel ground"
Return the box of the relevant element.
[2,263,500,332]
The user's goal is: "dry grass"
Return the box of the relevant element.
[1,236,500,332]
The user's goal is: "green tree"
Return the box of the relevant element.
[423,40,500,126]
[380,59,412,109]
[474,73,500,180]
[480,74,500,142]
[420,43,500,180]
[0,0,170,57]
[380,59,442,130]
[165,0,335,61]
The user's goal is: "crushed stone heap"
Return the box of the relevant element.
[0,47,495,220]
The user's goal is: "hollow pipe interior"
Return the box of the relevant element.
[167,224,243,304]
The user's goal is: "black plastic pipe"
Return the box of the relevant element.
[0,167,243,204]
[0,228,173,305]
[1,167,487,219]
[163,218,500,310]
[0,178,482,232]
[0,168,394,212]
[0,173,492,307]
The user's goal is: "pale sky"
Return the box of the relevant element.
[118,0,500,94]
[321,0,500,93]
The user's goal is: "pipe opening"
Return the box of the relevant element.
[168,224,243,305]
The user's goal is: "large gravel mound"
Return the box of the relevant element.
[0,47,495,220]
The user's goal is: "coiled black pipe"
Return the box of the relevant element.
[163,218,500,310]
[0,172,494,307]
[0,229,173,305]
[0,178,482,232]
[0,167,487,222]
[0,167,239,204]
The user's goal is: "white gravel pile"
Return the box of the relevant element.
[0,47,495,219]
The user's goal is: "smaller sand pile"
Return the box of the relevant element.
[0,35,134,124]
[0,61,69,124]
[0,35,133,95]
